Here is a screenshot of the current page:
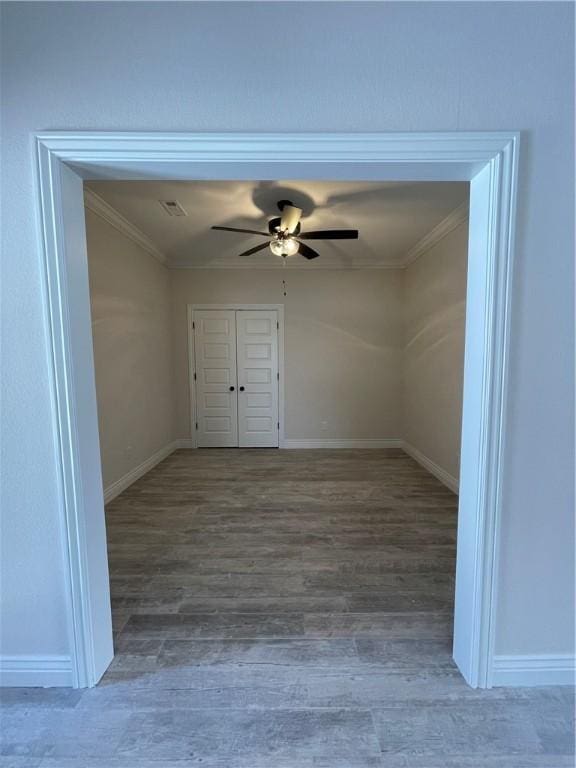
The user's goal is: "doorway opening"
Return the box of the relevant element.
[35,132,519,689]
[84,177,469,699]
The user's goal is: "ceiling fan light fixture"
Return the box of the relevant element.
[270,236,299,257]
[211,197,358,261]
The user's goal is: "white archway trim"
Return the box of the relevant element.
[34,131,519,688]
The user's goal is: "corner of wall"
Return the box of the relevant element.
[399,212,469,491]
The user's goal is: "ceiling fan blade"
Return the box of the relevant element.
[297,242,320,260]
[212,226,270,237]
[280,205,302,234]
[238,241,271,257]
[299,229,359,240]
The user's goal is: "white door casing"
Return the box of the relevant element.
[236,310,279,448]
[194,310,238,448]
[34,132,519,689]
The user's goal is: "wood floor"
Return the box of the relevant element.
[1,449,573,766]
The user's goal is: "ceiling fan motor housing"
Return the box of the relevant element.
[268,216,301,236]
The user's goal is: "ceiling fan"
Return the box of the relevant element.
[211,200,359,260]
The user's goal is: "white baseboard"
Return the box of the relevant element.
[492,654,576,687]
[0,655,74,687]
[172,438,403,450]
[401,441,459,494]
[282,438,403,449]
[174,438,195,449]
[104,441,180,503]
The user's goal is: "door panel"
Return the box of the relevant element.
[194,310,238,447]
[236,310,279,448]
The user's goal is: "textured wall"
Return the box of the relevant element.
[170,269,403,442]
[1,2,573,660]
[403,223,468,481]
[86,209,175,491]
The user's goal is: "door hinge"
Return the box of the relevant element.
[277,422,280,430]
[195,422,198,430]
[277,321,279,329]
[192,321,195,329]
[277,372,279,381]
[193,372,197,381]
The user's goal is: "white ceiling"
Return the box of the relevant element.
[85,180,469,269]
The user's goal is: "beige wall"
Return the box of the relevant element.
[403,222,468,481]
[171,269,404,441]
[86,210,175,489]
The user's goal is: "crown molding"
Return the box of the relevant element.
[83,188,167,266]
[169,261,404,270]
[84,190,467,271]
[150,205,471,270]
[403,201,469,267]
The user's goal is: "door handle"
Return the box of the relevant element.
[239,386,245,392]
[229,386,235,391]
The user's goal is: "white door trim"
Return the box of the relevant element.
[34,131,519,689]
[188,304,285,448]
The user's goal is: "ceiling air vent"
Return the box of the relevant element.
[159,200,188,217]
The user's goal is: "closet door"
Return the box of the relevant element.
[236,310,279,448]
[194,310,238,447]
